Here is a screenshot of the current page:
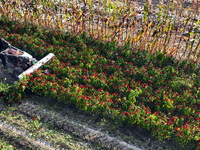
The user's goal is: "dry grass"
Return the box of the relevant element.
[0,0,199,62]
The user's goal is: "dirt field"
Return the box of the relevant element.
[0,93,180,150]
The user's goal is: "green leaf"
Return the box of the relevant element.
[150,114,157,120]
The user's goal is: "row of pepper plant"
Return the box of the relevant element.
[0,17,199,150]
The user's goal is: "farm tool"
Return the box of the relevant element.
[0,37,54,79]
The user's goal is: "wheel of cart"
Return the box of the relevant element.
[13,67,24,79]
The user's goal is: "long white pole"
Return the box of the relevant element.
[18,53,55,79]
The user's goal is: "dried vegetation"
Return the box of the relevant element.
[0,0,199,62]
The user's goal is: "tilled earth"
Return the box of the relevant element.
[0,63,180,150]
[0,95,179,150]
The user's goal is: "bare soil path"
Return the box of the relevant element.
[0,94,179,150]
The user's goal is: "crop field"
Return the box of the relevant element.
[0,0,199,150]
